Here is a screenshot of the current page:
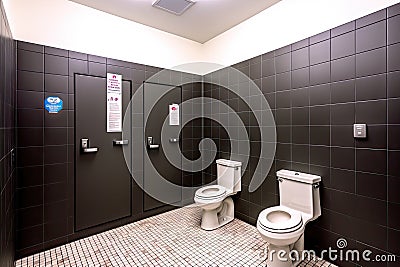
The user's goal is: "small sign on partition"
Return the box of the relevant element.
[107,73,122,132]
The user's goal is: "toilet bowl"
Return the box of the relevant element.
[194,159,242,230]
[257,170,321,267]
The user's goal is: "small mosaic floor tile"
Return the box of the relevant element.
[15,206,337,267]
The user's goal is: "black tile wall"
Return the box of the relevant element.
[0,1,16,266]
[205,3,400,266]
[15,41,202,258]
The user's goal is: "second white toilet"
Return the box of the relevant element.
[194,159,242,230]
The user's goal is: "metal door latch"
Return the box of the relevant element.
[81,138,98,153]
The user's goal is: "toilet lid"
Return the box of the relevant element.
[195,185,226,200]
[258,206,303,234]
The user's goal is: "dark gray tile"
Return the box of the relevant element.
[292,144,309,164]
[44,128,68,146]
[355,74,386,101]
[330,190,357,215]
[291,38,309,50]
[17,71,43,92]
[356,20,386,53]
[275,90,291,108]
[331,31,355,60]
[275,108,291,125]
[44,110,68,127]
[292,126,309,144]
[388,15,400,45]
[388,71,400,98]
[388,125,400,150]
[356,99,386,125]
[17,166,43,188]
[310,30,330,44]
[45,74,68,94]
[69,51,88,60]
[69,59,88,76]
[331,21,355,37]
[356,9,386,28]
[17,41,44,53]
[331,168,355,193]
[261,76,275,93]
[309,84,330,105]
[389,150,400,177]
[16,225,43,250]
[45,54,68,76]
[16,186,43,209]
[275,45,291,56]
[331,56,356,82]
[88,55,107,64]
[388,203,400,230]
[356,172,387,201]
[292,107,309,125]
[310,105,330,125]
[45,46,68,57]
[291,47,309,70]
[291,87,309,107]
[388,2,400,17]
[310,126,330,146]
[17,128,43,147]
[331,147,355,170]
[275,53,291,73]
[276,126,291,143]
[17,109,44,127]
[331,79,355,104]
[276,143,291,161]
[107,65,132,80]
[388,98,400,124]
[388,176,400,204]
[310,62,330,86]
[356,195,387,226]
[355,125,386,149]
[17,90,43,109]
[331,103,354,125]
[356,47,387,77]
[356,149,386,175]
[310,146,330,167]
[388,228,400,256]
[88,62,106,77]
[261,58,275,77]
[44,164,68,185]
[388,43,400,72]
[17,205,43,230]
[310,40,330,65]
[353,218,387,252]
[291,67,309,89]
[17,50,44,72]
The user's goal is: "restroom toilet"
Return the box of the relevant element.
[194,159,242,230]
[257,170,321,267]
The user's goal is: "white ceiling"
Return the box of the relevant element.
[68,0,281,43]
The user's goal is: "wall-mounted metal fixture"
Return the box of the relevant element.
[353,124,367,138]
[147,136,160,149]
[81,138,98,153]
[113,140,129,145]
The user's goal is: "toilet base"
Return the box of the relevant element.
[200,197,234,230]
[264,234,304,267]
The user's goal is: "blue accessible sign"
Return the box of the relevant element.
[44,96,63,113]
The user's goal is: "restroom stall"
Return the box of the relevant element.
[74,74,132,231]
[143,82,183,211]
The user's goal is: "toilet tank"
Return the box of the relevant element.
[277,169,321,221]
[216,159,242,193]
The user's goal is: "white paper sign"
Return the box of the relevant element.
[169,104,179,126]
[107,73,122,132]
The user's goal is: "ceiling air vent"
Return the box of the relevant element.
[152,0,195,16]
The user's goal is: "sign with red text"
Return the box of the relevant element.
[107,73,122,132]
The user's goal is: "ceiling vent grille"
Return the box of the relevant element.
[152,0,195,16]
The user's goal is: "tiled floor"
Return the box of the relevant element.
[15,206,337,267]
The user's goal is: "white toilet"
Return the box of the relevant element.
[194,159,242,230]
[257,169,321,267]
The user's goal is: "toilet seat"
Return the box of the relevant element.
[258,206,303,234]
[195,185,226,201]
